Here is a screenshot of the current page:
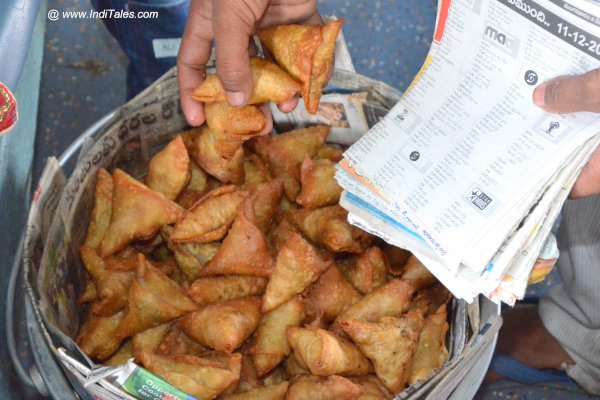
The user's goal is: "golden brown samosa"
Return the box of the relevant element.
[407,305,449,385]
[349,376,393,400]
[316,145,344,162]
[178,297,261,353]
[131,322,171,362]
[200,197,274,277]
[257,20,343,114]
[270,217,301,253]
[171,185,248,243]
[80,246,135,316]
[99,169,184,256]
[340,313,425,393]
[336,279,414,325]
[251,125,329,200]
[156,325,209,357]
[115,255,198,339]
[78,280,98,304]
[407,284,451,316]
[243,153,272,188]
[296,156,342,208]
[140,351,241,400]
[262,233,330,312]
[77,311,123,360]
[293,205,373,253]
[104,340,133,366]
[286,375,363,400]
[146,135,190,200]
[182,126,245,184]
[187,275,268,305]
[220,381,289,400]
[286,326,371,376]
[193,57,301,105]
[284,353,310,379]
[401,255,436,291]
[250,180,284,233]
[305,265,362,323]
[250,297,305,376]
[338,247,389,295]
[164,232,220,281]
[83,168,112,249]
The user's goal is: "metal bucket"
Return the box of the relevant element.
[8,68,500,399]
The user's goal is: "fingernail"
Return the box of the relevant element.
[533,83,546,107]
[226,91,246,107]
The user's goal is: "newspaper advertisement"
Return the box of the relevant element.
[337,0,600,304]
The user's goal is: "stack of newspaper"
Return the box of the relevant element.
[336,0,600,304]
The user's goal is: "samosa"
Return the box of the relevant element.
[305,265,362,323]
[171,186,248,243]
[243,153,272,189]
[193,57,301,105]
[250,297,305,376]
[188,275,268,305]
[156,325,210,357]
[340,313,425,393]
[286,326,371,376]
[146,135,190,200]
[257,20,343,114]
[337,247,389,295]
[262,233,330,312]
[83,168,112,249]
[99,169,184,256]
[115,255,198,339]
[178,297,261,353]
[77,311,124,360]
[140,351,241,400]
[131,322,171,361]
[220,382,289,400]
[401,255,437,291]
[250,180,284,233]
[286,375,363,400]
[200,197,274,277]
[296,156,342,208]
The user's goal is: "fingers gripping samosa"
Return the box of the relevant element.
[340,313,425,393]
[287,326,371,376]
[146,135,190,201]
[140,351,241,400]
[178,297,262,353]
[286,375,363,400]
[262,233,330,312]
[115,255,198,339]
[193,57,301,105]
[257,20,343,114]
[407,305,449,385]
[250,297,305,376]
[99,169,184,257]
[200,197,274,277]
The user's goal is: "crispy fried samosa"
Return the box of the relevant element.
[316,145,344,162]
[250,180,284,233]
[286,326,371,376]
[78,280,98,304]
[286,375,363,400]
[284,353,310,378]
[156,325,210,357]
[220,381,289,400]
[401,255,436,291]
[349,376,393,400]
[80,246,135,316]
[171,186,248,243]
[340,313,425,393]
[115,255,198,339]
[407,305,449,385]
[131,322,171,361]
[182,126,245,184]
[338,247,389,295]
[99,169,184,256]
[187,275,268,305]
[77,311,123,360]
[238,354,262,392]
[336,279,414,325]
[193,57,301,105]
[296,156,342,208]
[178,297,261,353]
[407,284,451,315]
[250,297,305,376]
[257,20,343,114]
[140,351,241,400]
[146,135,190,200]
[251,125,329,200]
[200,198,274,277]
[243,153,272,188]
[104,340,133,366]
[164,229,220,281]
[84,168,113,249]
[293,205,372,253]
[262,233,330,312]
[270,217,301,253]
[305,265,362,323]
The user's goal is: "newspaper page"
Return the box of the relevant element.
[337,0,600,303]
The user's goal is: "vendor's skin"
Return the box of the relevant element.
[177,0,599,380]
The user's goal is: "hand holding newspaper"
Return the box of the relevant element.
[336,0,600,305]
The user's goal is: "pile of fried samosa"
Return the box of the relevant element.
[76,20,451,400]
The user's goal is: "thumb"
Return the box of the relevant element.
[533,68,600,114]
[213,0,267,107]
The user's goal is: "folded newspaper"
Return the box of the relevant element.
[336,0,600,305]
